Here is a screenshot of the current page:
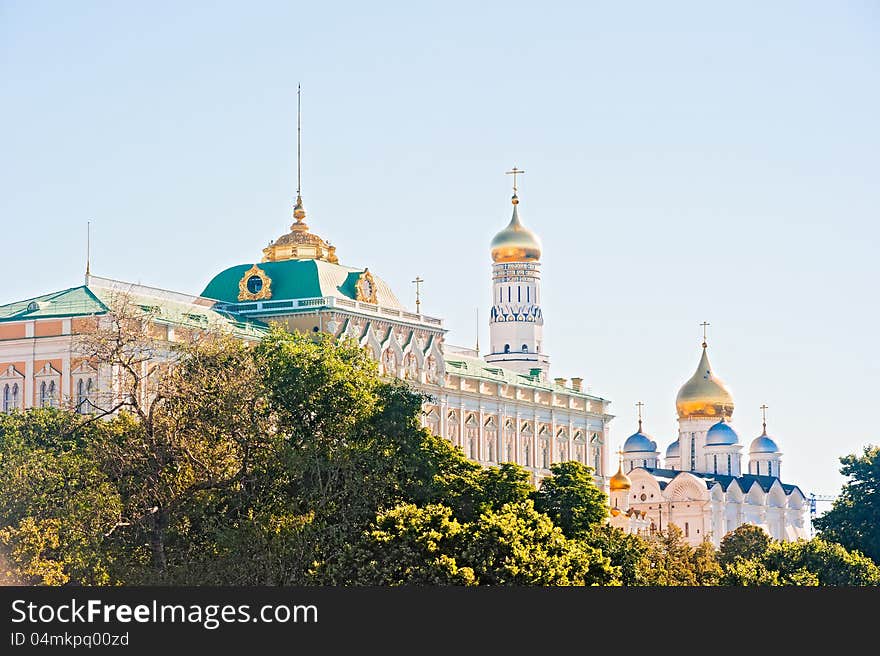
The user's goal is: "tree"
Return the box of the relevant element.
[718,559,818,586]
[814,445,880,565]
[691,540,722,586]
[532,461,609,539]
[335,503,476,585]
[718,524,772,567]
[0,409,124,584]
[475,463,533,514]
[462,500,616,586]
[763,538,880,587]
[639,525,698,586]
[582,525,649,586]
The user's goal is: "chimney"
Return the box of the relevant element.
[554,377,567,388]
[571,377,583,392]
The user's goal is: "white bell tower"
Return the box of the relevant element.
[484,167,550,377]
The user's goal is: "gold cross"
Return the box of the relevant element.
[760,404,768,431]
[412,276,424,314]
[635,401,644,430]
[700,321,710,347]
[505,166,525,196]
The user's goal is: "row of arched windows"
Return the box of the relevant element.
[2,378,94,413]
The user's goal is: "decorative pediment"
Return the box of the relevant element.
[237,264,273,301]
[664,473,709,502]
[71,361,97,376]
[34,362,61,378]
[0,365,24,380]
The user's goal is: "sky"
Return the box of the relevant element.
[2,1,878,500]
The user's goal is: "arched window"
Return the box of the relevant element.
[521,344,528,353]
[76,379,86,414]
[768,461,773,477]
[727,453,732,475]
[39,381,48,407]
[690,438,696,471]
[48,381,56,407]
[503,344,510,353]
[2,384,10,412]
[756,462,760,476]
[713,454,718,474]
[11,383,19,409]
[684,522,689,538]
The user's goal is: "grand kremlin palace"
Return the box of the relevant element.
[0,168,807,546]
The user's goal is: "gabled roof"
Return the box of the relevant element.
[0,286,107,322]
[443,353,607,403]
[642,467,803,497]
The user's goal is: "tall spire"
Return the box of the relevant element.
[293,84,306,226]
[85,220,91,282]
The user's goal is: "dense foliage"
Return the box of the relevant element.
[1,324,877,586]
[813,445,880,565]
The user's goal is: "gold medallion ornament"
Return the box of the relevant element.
[238,264,273,301]
[355,269,378,304]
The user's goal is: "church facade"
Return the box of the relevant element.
[607,340,808,545]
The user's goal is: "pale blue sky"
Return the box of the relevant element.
[2,1,878,499]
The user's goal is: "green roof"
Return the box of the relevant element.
[86,281,267,339]
[444,354,606,402]
[0,278,267,340]
[0,286,108,322]
[199,259,402,308]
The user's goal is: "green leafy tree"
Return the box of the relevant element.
[0,409,124,584]
[532,461,609,539]
[813,445,880,565]
[639,524,697,586]
[476,463,533,513]
[691,540,722,585]
[582,525,649,586]
[335,503,476,585]
[718,559,818,586]
[718,524,772,567]
[764,538,880,586]
[462,500,616,586]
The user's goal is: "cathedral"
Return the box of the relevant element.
[0,120,807,545]
[607,340,808,545]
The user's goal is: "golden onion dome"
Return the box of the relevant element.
[490,195,542,263]
[676,343,734,420]
[609,463,632,492]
